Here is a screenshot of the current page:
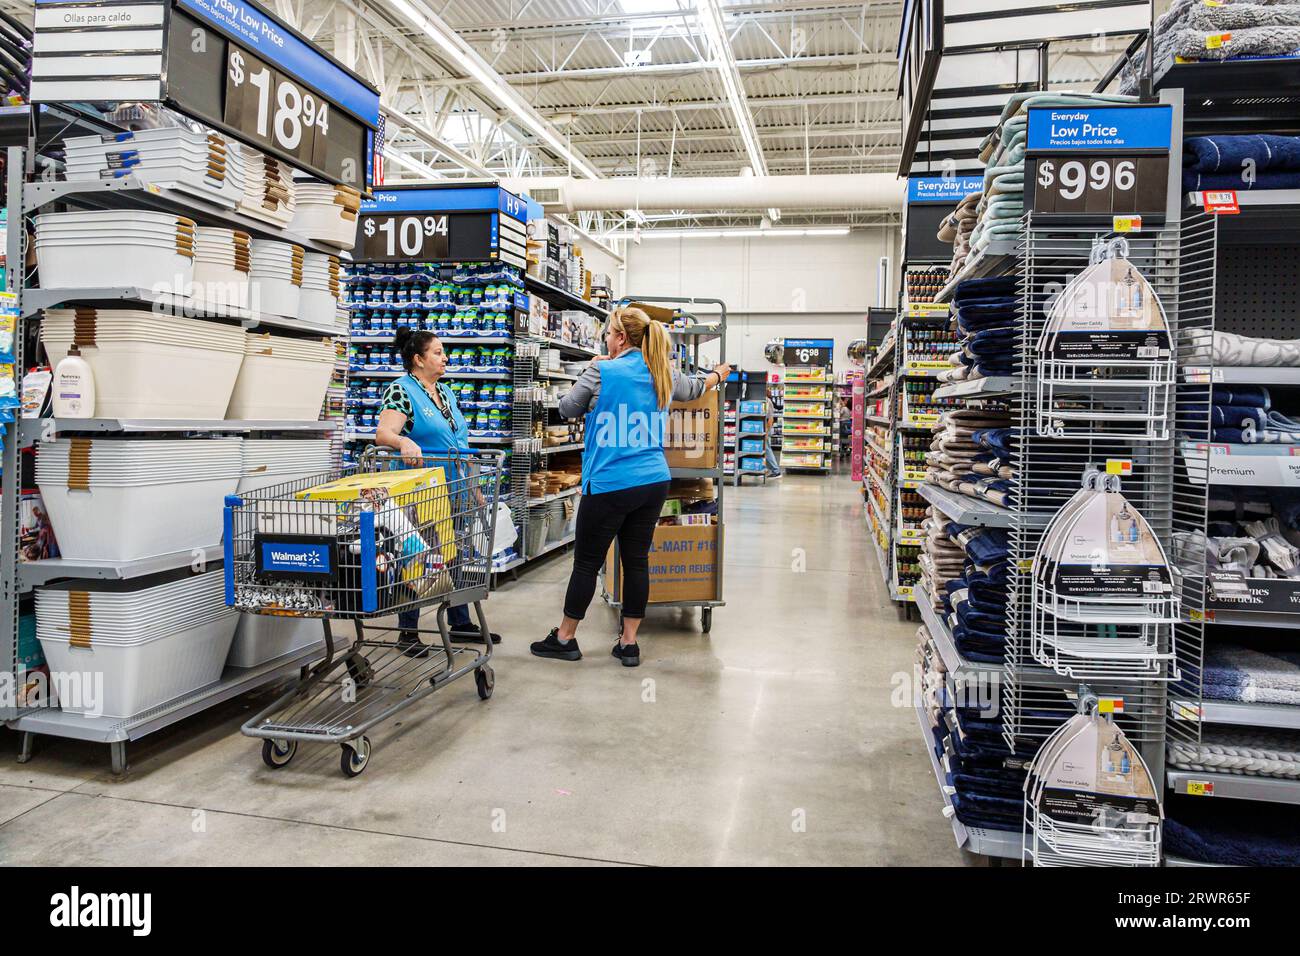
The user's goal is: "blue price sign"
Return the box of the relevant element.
[907,175,984,204]
[1026,105,1172,153]
[357,184,528,265]
[1027,105,1172,218]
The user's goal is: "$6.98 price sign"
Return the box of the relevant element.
[226,46,330,170]
[361,214,451,261]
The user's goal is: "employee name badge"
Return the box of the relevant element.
[1040,255,1171,363]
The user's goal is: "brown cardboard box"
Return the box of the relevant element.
[628,301,677,324]
[605,523,721,604]
[664,390,720,469]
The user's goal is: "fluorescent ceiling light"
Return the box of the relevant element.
[382,145,442,180]
[597,226,850,240]
[386,0,601,180]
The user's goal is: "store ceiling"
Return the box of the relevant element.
[5,0,1148,231]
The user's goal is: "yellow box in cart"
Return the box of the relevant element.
[294,468,456,561]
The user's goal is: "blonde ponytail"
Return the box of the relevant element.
[609,306,674,408]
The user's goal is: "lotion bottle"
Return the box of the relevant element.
[52,346,94,419]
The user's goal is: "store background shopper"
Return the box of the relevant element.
[376,326,500,651]
[530,307,731,667]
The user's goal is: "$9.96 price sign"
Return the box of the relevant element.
[1030,155,1168,216]
[360,213,450,262]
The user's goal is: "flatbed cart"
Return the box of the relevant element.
[602,295,727,633]
[223,449,504,777]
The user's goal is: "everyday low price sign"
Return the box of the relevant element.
[1026,104,1172,220]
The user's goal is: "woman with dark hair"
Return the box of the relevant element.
[375,326,500,653]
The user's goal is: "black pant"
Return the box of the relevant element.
[564,480,670,621]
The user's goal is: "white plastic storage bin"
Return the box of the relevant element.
[34,210,196,290]
[227,614,322,668]
[35,437,242,561]
[290,182,360,248]
[40,309,246,419]
[227,333,335,421]
[34,569,237,719]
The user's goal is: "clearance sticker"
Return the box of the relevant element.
[1113,215,1142,233]
[1186,780,1215,797]
[1205,32,1231,49]
[1105,458,1133,475]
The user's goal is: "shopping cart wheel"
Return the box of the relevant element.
[340,736,372,778]
[475,665,495,700]
[701,608,713,633]
[261,738,297,769]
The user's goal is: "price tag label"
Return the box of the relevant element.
[1113,215,1142,232]
[360,212,452,261]
[1203,190,1240,214]
[1032,156,1168,217]
[1105,459,1132,475]
[1186,780,1215,796]
[1097,697,1125,714]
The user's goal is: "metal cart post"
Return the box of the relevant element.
[226,449,505,777]
[602,295,727,632]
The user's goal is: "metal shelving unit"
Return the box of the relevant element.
[1,147,344,770]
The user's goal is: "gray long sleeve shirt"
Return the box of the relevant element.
[556,347,710,419]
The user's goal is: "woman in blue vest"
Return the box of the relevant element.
[530,307,731,667]
[376,327,499,655]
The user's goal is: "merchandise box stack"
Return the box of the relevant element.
[604,479,720,603]
[664,390,721,470]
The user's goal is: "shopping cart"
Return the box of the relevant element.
[223,448,505,777]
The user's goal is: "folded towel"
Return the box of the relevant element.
[1213,385,1271,409]
[1184,134,1300,174]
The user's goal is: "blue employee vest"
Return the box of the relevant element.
[397,374,470,454]
[581,349,672,494]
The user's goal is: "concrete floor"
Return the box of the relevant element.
[0,472,966,866]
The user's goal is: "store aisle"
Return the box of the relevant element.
[0,476,965,867]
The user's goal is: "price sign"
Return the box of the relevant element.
[1026,105,1172,221]
[1031,155,1168,216]
[163,1,378,187]
[783,338,833,368]
[360,213,451,261]
[356,185,527,265]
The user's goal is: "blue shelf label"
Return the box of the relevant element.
[784,338,834,349]
[907,174,984,204]
[363,185,528,221]
[1027,105,1172,152]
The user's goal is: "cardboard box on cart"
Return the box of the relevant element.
[605,522,722,604]
[664,390,720,470]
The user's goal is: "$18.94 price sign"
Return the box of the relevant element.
[224,45,362,185]
[1030,154,1168,216]
[360,213,451,262]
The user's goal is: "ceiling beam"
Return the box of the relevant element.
[448,51,896,85]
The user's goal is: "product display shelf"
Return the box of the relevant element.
[1166,771,1300,806]
[524,274,606,318]
[1169,698,1300,732]
[22,176,344,257]
[733,404,771,486]
[913,702,1022,860]
[528,487,582,506]
[933,240,1019,304]
[1182,366,1300,386]
[918,483,1036,530]
[351,333,513,345]
[1,145,351,769]
[19,286,344,338]
[17,418,338,449]
[667,324,724,344]
[18,545,225,593]
[11,642,326,774]
[780,365,833,472]
[932,376,1021,401]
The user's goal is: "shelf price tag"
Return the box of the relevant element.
[1202,190,1240,215]
[1186,780,1215,796]
[1097,697,1125,714]
[1112,215,1142,233]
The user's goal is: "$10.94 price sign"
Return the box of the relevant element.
[360,213,450,261]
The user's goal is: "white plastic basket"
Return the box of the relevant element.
[227,614,323,668]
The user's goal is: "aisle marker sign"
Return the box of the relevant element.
[906,174,984,204]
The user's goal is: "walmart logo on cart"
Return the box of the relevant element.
[263,543,330,572]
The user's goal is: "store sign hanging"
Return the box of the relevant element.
[783,338,833,368]
[30,0,380,188]
[357,185,528,267]
[1026,105,1172,220]
[906,174,985,204]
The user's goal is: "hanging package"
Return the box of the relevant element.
[1037,237,1174,441]
[1031,470,1180,681]
[1024,710,1162,867]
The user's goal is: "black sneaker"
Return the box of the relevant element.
[396,631,430,659]
[611,641,640,667]
[530,628,581,661]
[450,624,503,645]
